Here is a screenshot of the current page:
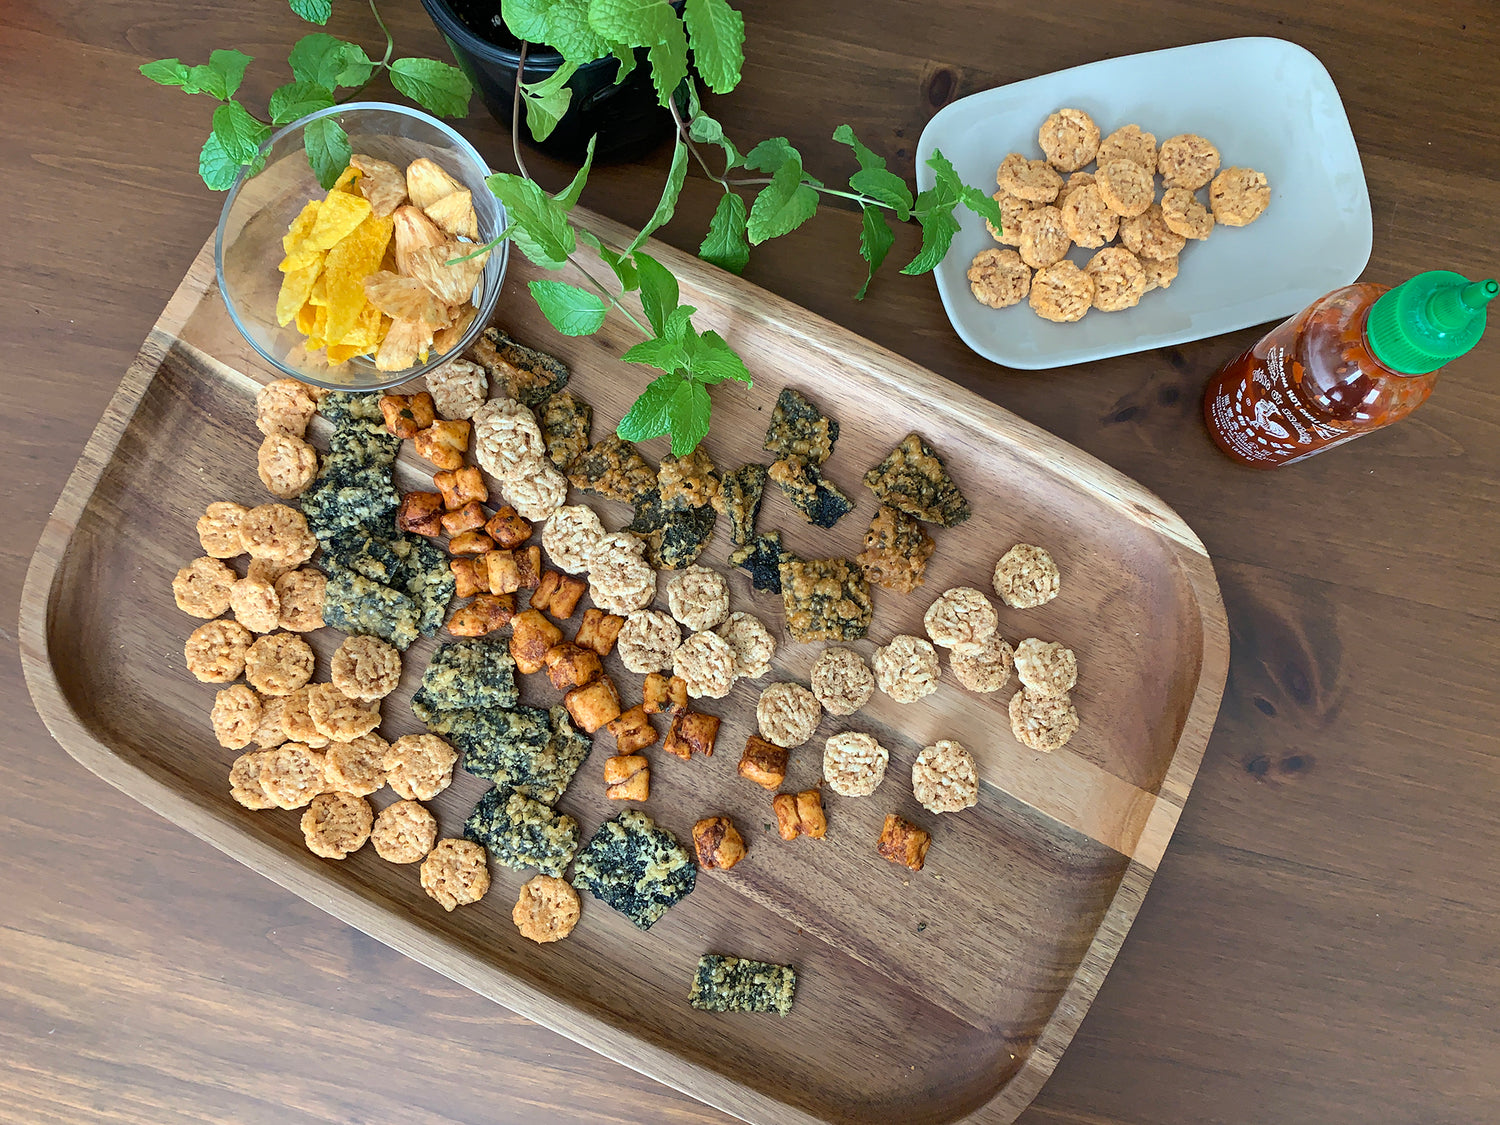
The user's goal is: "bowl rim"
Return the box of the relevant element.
[214,99,508,392]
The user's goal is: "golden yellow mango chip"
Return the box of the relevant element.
[326,343,369,364]
[323,212,394,343]
[332,164,364,194]
[306,191,373,251]
[309,274,329,307]
[313,305,329,339]
[335,302,386,349]
[295,301,318,336]
[278,247,324,273]
[283,200,321,253]
[433,302,478,355]
[305,335,325,352]
[276,260,323,327]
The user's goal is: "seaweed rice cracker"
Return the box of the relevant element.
[689,954,797,1015]
[464,787,580,877]
[469,326,570,406]
[763,387,839,465]
[862,433,971,527]
[571,810,696,930]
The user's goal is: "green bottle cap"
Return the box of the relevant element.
[1366,270,1497,375]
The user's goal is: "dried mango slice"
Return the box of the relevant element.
[425,190,478,240]
[363,269,452,328]
[313,305,329,339]
[306,191,373,251]
[332,164,363,193]
[327,343,369,363]
[295,301,318,336]
[351,153,408,218]
[323,212,394,343]
[408,241,487,306]
[276,260,323,327]
[283,200,321,253]
[392,205,446,277]
[308,274,329,307]
[335,302,385,349]
[406,157,463,210]
[279,247,324,273]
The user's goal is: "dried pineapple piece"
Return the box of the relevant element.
[350,153,408,218]
[392,205,446,277]
[408,241,487,306]
[406,157,464,211]
[433,303,478,355]
[363,270,452,328]
[425,190,478,240]
[377,318,435,371]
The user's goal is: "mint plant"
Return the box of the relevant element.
[140,1,473,189]
[143,0,1001,455]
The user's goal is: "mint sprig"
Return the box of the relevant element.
[143,5,471,192]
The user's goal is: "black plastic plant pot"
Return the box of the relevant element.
[420,0,674,164]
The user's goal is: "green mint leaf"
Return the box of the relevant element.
[646,20,689,108]
[288,34,373,89]
[211,101,270,164]
[667,377,712,456]
[698,191,749,274]
[588,0,678,46]
[140,58,191,88]
[626,134,688,252]
[521,58,579,99]
[522,84,572,141]
[268,80,336,126]
[529,280,609,336]
[537,0,613,64]
[661,304,698,344]
[579,229,639,291]
[553,133,596,209]
[609,41,638,83]
[855,204,895,299]
[927,148,1002,228]
[486,172,577,269]
[741,136,798,175]
[633,251,679,336]
[688,111,741,169]
[616,372,680,442]
[621,336,686,371]
[746,155,819,244]
[390,57,473,118]
[502,0,551,40]
[303,115,352,190]
[833,123,914,220]
[901,197,959,276]
[682,0,744,94]
[689,329,752,384]
[209,49,253,98]
[198,130,244,191]
[289,0,332,24]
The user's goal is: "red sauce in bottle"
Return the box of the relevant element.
[1203,284,1437,467]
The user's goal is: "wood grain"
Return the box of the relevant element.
[3,1,1499,1124]
[21,208,1226,1122]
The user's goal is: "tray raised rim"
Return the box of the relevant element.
[20,210,1228,1125]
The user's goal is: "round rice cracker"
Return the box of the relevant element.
[371,799,438,863]
[1029,261,1094,323]
[967,249,1031,309]
[1038,108,1101,172]
[421,839,490,911]
[301,791,374,859]
[1084,248,1148,312]
[512,874,582,943]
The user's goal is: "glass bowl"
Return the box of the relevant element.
[215,101,508,392]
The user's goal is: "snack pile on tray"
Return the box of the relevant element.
[175,265,1094,1015]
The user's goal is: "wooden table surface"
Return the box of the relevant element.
[4,2,1497,1122]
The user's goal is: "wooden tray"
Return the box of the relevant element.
[20,209,1227,1125]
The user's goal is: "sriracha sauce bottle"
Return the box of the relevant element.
[1203,271,1496,467]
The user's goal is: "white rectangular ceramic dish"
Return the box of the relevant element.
[917,37,1373,369]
